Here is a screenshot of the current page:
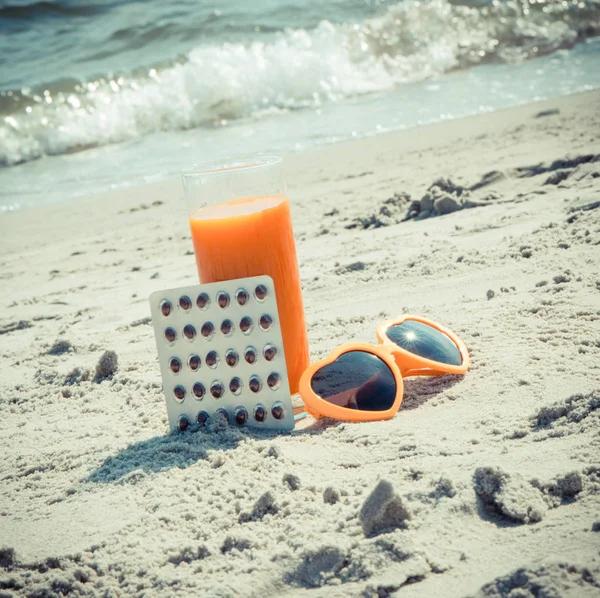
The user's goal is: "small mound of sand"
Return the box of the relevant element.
[64,367,90,385]
[287,545,346,588]
[473,467,547,524]
[239,491,278,523]
[532,391,599,432]
[406,178,485,220]
[283,473,300,491]
[0,546,17,568]
[47,339,73,356]
[431,476,457,500]
[323,487,340,504]
[537,472,584,507]
[472,562,600,598]
[344,193,412,230]
[359,480,411,537]
[533,467,600,508]
[167,544,210,566]
[94,350,118,381]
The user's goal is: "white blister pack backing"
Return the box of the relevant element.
[149,275,294,432]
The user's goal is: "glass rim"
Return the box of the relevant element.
[182,155,282,178]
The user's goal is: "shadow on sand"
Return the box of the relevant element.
[86,423,285,484]
[88,376,466,483]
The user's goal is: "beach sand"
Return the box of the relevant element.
[1,90,599,597]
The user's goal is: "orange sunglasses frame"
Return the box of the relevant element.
[299,342,404,422]
[299,315,469,422]
[376,314,470,377]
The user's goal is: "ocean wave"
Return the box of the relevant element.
[0,0,106,19]
[1,0,599,166]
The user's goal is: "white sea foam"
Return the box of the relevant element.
[1,0,599,166]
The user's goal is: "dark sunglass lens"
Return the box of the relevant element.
[193,382,205,398]
[386,321,462,366]
[178,416,190,431]
[165,327,176,343]
[173,385,186,401]
[160,300,172,317]
[310,351,397,411]
[197,293,210,309]
[169,357,182,373]
[245,347,257,364]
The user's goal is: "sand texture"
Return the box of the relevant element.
[1,91,599,597]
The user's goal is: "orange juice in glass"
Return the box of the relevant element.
[182,156,308,393]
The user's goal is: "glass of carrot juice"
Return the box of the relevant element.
[182,156,309,394]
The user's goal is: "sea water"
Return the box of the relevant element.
[1,0,599,212]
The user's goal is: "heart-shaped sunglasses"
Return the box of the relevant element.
[299,315,469,422]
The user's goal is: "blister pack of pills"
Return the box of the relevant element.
[149,275,294,432]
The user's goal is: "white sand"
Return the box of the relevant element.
[1,91,599,597]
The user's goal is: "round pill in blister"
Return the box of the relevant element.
[263,344,277,361]
[235,407,248,425]
[206,351,219,368]
[240,316,253,334]
[254,284,268,301]
[169,357,182,374]
[211,381,225,398]
[229,377,242,395]
[178,415,190,431]
[188,354,201,371]
[253,404,266,422]
[179,295,192,311]
[271,402,285,420]
[173,385,186,402]
[201,322,214,339]
[225,349,239,367]
[165,327,176,343]
[197,292,210,310]
[217,291,230,308]
[249,375,262,393]
[244,347,257,364]
[183,324,196,341]
[216,408,229,423]
[197,411,209,425]
[259,314,272,331]
[267,372,281,390]
[236,289,249,306]
[160,300,172,317]
[221,319,233,336]
[193,382,205,399]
